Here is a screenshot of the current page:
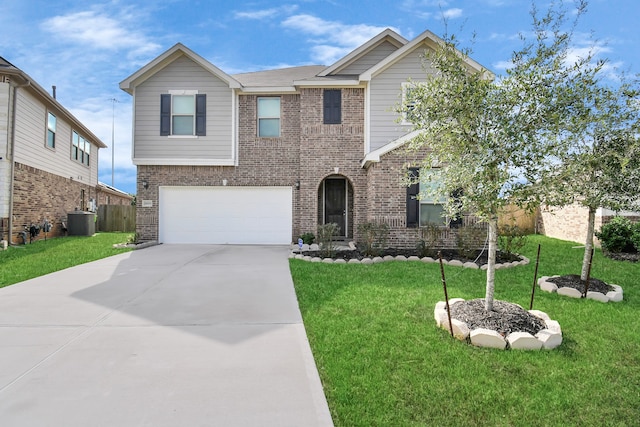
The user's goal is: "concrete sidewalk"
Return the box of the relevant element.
[0,245,333,426]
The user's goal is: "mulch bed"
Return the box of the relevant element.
[546,274,615,295]
[449,299,546,337]
[296,248,520,266]
[603,251,640,263]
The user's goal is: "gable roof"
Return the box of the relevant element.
[119,43,242,94]
[359,28,489,81]
[318,29,408,77]
[0,56,106,148]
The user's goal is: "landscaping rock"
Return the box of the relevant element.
[440,318,470,340]
[395,255,407,261]
[407,256,421,262]
[544,320,562,335]
[421,257,436,263]
[372,257,384,263]
[322,258,334,264]
[309,244,320,251]
[295,254,305,260]
[349,241,357,250]
[586,291,609,303]
[463,261,479,269]
[311,257,322,263]
[448,298,465,307]
[507,332,543,350]
[448,259,464,267]
[539,279,558,293]
[528,310,550,322]
[535,329,563,349]
[361,258,374,265]
[334,259,347,264]
[480,264,488,270]
[557,287,583,298]
[470,328,507,349]
[303,256,312,261]
[347,259,361,264]
[606,289,623,302]
[383,255,395,261]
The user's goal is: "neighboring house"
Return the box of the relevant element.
[0,57,108,243]
[538,203,640,245]
[120,29,486,245]
[96,182,134,206]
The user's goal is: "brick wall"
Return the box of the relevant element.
[9,162,96,243]
[96,188,132,206]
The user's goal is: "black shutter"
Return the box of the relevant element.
[449,188,463,228]
[406,168,420,228]
[160,94,171,136]
[323,89,341,124]
[195,94,206,136]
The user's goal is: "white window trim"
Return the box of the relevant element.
[401,81,417,126]
[167,89,199,137]
[257,96,281,138]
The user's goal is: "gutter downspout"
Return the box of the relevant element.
[7,80,30,245]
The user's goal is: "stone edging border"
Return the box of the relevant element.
[537,276,624,303]
[113,241,159,250]
[434,298,562,350]
[289,244,529,269]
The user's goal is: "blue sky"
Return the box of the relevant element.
[2,0,638,194]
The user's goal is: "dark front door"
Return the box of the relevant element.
[324,178,346,237]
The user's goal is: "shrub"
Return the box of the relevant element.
[317,223,339,258]
[596,216,636,253]
[456,226,486,259]
[498,223,528,256]
[357,222,390,257]
[630,222,640,252]
[300,232,315,245]
[416,224,442,258]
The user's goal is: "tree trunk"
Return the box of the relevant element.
[581,206,596,281]
[484,217,498,311]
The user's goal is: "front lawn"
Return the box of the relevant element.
[290,235,639,426]
[0,233,133,288]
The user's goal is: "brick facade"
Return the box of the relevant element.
[5,162,97,243]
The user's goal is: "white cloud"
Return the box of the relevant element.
[234,5,298,20]
[492,60,512,70]
[281,14,399,63]
[442,8,463,19]
[41,10,160,57]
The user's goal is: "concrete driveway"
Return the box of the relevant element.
[0,244,333,426]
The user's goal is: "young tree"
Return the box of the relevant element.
[550,75,640,280]
[402,1,592,311]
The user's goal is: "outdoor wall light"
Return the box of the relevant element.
[295,180,300,189]
[142,180,148,189]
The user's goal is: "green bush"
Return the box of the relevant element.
[498,223,528,256]
[631,222,640,252]
[357,222,390,257]
[456,225,486,259]
[317,223,339,258]
[300,232,315,245]
[596,216,636,253]
[416,224,442,258]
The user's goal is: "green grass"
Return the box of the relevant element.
[0,233,133,288]
[290,235,640,426]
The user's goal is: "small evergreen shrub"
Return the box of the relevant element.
[632,222,640,252]
[317,223,339,258]
[498,223,528,256]
[596,216,636,253]
[357,222,390,257]
[456,225,486,259]
[300,232,315,245]
[416,224,442,258]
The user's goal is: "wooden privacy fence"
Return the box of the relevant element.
[498,205,537,234]
[97,205,136,232]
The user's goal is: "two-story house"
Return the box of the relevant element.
[0,57,107,243]
[120,29,486,246]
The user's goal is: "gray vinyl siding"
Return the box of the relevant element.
[12,88,97,185]
[133,55,233,161]
[369,43,435,152]
[338,41,400,75]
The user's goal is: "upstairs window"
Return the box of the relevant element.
[72,131,91,166]
[46,112,56,148]
[323,89,341,124]
[401,82,418,125]
[160,91,206,136]
[257,97,280,137]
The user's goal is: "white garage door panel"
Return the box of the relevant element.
[159,186,292,244]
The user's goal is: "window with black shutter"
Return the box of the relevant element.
[323,89,341,124]
[160,93,206,136]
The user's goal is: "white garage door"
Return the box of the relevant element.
[159,186,292,244]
